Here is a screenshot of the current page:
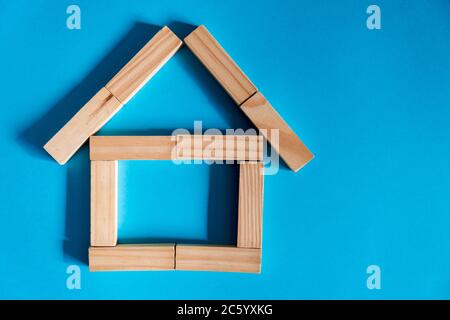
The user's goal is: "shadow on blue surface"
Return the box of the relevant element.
[17,21,254,263]
[63,147,90,264]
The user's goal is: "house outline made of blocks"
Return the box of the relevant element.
[44,25,313,273]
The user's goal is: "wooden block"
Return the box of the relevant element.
[91,160,118,246]
[44,88,123,165]
[238,162,264,249]
[240,92,314,172]
[105,26,182,104]
[90,136,176,160]
[90,135,264,161]
[89,244,175,271]
[176,245,261,273]
[176,135,263,161]
[184,25,257,105]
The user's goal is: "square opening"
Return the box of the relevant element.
[117,161,239,245]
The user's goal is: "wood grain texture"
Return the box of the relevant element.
[175,245,261,273]
[90,136,176,160]
[91,161,118,246]
[44,88,123,165]
[240,92,314,172]
[237,162,264,249]
[89,244,175,271]
[184,25,257,105]
[176,135,263,161]
[105,26,182,104]
[90,135,263,161]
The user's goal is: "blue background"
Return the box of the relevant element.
[0,0,449,299]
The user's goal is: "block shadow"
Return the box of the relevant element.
[63,147,90,264]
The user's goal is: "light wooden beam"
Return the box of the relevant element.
[105,26,182,104]
[185,26,313,172]
[44,88,123,165]
[184,25,257,105]
[90,136,176,160]
[89,135,263,161]
[240,93,313,172]
[91,160,118,246]
[175,245,261,273]
[89,244,175,271]
[237,162,264,249]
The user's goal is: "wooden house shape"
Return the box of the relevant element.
[44,25,313,273]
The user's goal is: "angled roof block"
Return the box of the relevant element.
[241,92,313,172]
[184,25,257,105]
[44,88,123,165]
[44,26,182,164]
[238,162,264,248]
[185,25,313,172]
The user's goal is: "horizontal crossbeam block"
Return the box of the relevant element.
[175,245,261,273]
[89,135,263,161]
[175,135,263,161]
[89,244,175,271]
